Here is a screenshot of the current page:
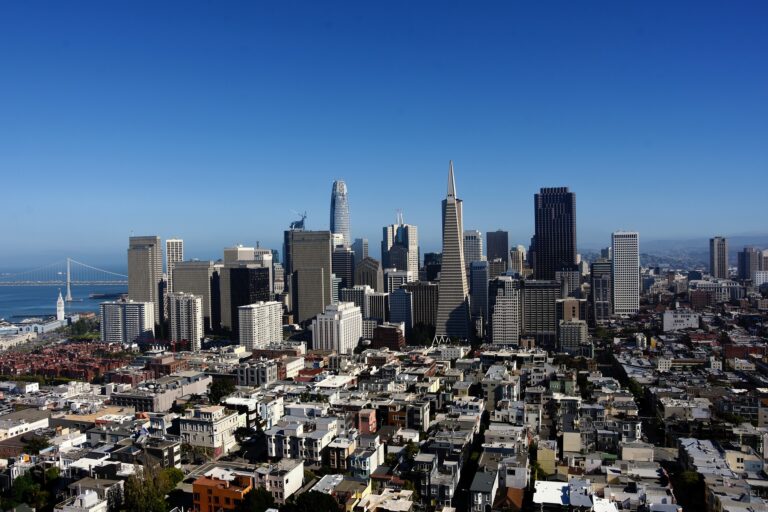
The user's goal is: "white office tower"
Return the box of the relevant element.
[463,230,484,264]
[612,231,640,316]
[490,277,520,346]
[100,300,155,345]
[509,245,526,275]
[238,301,283,351]
[352,238,368,264]
[312,302,362,354]
[168,292,203,351]
[56,290,65,321]
[382,213,419,278]
[384,268,414,293]
[165,239,184,292]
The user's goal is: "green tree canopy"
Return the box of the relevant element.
[235,487,275,512]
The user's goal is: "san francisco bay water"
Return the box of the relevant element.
[0,285,127,321]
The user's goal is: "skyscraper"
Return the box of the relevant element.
[509,246,526,276]
[355,257,384,292]
[381,214,419,277]
[469,260,489,324]
[489,276,520,346]
[738,247,761,282]
[463,230,484,265]
[100,300,155,344]
[165,238,184,292]
[173,260,216,332]
[228,265,271,339]
[332,246,355,290]
[330,180,351,247]
[168,292,203,351]
[533,187,577,280]
[351,238,369,264]
[288,230,333,324]
[435,162,470,340]
[128,236,163,324]
[709,236,729,279]
[486,230,509,269]
[590,259,612,325]
[612,231,640,316]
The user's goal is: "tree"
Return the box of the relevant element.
[23,436,50,455]
[161,467,184,488]
[209,378,236,404]
[235,426,256,444]
[235,487,275,512]
[123,464,172,512]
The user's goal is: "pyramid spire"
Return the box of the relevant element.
[447,160,457,199]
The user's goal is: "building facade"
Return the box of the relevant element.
[100,300,155,345]
[612,231,640,316]
[238,301,283,351]
[533,188,577,280]
[312,302,363,354]
[168,292,203,351]
[128,236,163,324]
[709,236,729,279]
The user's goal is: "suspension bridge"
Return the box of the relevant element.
[0,258,128,301]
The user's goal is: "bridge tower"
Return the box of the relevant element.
[65,258,73,302]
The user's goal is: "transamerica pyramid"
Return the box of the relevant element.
[435,161,470,341]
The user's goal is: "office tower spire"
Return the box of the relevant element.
[330,180,351,247]
[435,161,470,340]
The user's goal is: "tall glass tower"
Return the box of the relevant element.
[330,180,351,247]
[435,161,470,340]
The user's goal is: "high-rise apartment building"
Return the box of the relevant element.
[738,247,762,282]
[312,302,362,354]
[238,301,283,351]
[330,180,351,247]
[612,231,640,316]
[590,259,612,325]
[521,280,560,348]
[173,260,217,332]
[352,238,368,264]
[488,276,520,346]
[463,230,484,265]
[287,231,333,324]
[128,236,163,324]
[168,292,203,351]
[533,187,577,280]
[165,239,184,293]
[486,230,509,268]
[709,236,729,279]
[381,215,419,278]
[559,320,587,354]
[355,257,384,292]
[100,300,155,344]
[435,162,470,340]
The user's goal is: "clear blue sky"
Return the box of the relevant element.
[1,1,766,268]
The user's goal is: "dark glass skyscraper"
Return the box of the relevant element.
[533,187,577,280]
[330,180,351,247]
[486,230,509,264]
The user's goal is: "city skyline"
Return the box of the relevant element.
[1,2,766,267]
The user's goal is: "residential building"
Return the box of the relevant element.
[100,300,155,344]
[254,459,304,505]
[167,292,203,351]
[192,468,252,512]
[179,406,243,459]
[238,301,283,351]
